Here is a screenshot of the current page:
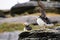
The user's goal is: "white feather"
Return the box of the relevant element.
[37,17,54,27]
[23,27,27,31]
[37,18,46,26]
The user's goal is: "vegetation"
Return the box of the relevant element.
[0,23,60,32]
[0,23,25,32]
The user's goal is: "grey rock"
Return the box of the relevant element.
[0,31,22,40]
[0,16,60,24]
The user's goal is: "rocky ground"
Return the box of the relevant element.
[0,16,60,40]
[0,16,60,24]
[0,31,22,40]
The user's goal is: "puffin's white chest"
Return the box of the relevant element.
[37,18,46,26]
[37,18,54,27]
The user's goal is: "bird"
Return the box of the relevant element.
[23,22,32,31]
[37,16,54,30]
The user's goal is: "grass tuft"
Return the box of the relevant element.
[0,23,25,32]
[0,23,60,32]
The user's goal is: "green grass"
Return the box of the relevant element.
[0,23,60,32]
[0,23,25,32]
[30,24,60,31]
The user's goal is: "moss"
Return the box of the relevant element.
[0,23,25,32]
[0,23,60,32]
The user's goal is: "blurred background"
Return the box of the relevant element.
[0,0,60,17]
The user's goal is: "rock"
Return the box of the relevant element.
[18,29,60,40]
[0,31,22,40]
